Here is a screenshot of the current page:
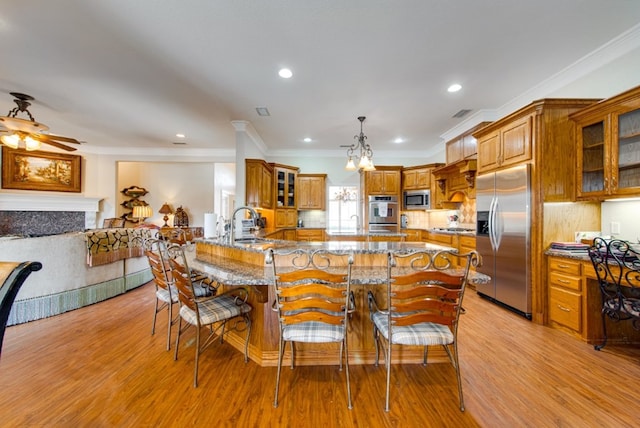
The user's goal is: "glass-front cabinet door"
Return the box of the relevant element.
[574,86,640,200]
[577,119,608,197]
[614,107,640,194]
[275,167,296,208]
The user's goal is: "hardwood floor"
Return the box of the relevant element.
[1,282,639,427]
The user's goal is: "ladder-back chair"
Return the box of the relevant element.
[368,249,479,412]
[168,244,252,387]
[267,248,355,409]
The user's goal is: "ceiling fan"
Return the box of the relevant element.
[0,92,80,152]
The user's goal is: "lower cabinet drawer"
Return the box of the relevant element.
[549,271,581,291]
[549,286,582,332]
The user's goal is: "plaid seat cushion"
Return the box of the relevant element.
[179,295,251,326]
[193,284,212,298]
[604,297,640,317]
[156,286,178,303]
[372,312,453,346]
[282,321,345,343]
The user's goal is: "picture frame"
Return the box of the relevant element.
[1,146,82,192]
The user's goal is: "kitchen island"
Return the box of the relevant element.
[187,237,488,367]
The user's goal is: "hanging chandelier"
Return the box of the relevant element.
[345,116,375,171]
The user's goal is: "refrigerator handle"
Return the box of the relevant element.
[493,197,503,249]
[488,196,497,251]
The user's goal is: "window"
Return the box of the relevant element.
[327,186,359,232]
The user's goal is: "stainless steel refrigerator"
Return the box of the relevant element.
[476,164,531,318]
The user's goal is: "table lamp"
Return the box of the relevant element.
[159,203,173,227]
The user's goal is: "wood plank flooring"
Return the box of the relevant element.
[1,282,639,427]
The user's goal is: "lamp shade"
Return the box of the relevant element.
[159,203,173,215]
[133,205,153,219]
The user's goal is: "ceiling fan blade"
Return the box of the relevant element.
[31,134,77,151]
[37,133,80,144]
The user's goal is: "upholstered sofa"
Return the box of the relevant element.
[0,229,153,325]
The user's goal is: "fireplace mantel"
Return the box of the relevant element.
[0,194,102,212]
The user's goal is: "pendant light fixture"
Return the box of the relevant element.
[345,116,375,171]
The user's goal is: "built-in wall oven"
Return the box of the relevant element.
[368,195,398,233]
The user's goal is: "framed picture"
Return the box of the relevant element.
[1,146,82,192]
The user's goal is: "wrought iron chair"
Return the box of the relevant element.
[143,238,180,351]
[168,244,252,387]
[141,237,215,351]
[267,248,355,409]
[368,249,479,412]
[588,237,640,351]
[0,261,42,358]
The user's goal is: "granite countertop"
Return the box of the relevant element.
[187,245,489,287]
[545,249,591,261]
[197,237,452,255]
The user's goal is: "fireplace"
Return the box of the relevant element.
[0,194,102,237]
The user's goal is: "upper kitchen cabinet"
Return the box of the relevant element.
[570,85,640,200]
[273,163,300,228]
[273,164,299,209]
[474,99,597,202]
[361,166,401,196]
[297,173,327,210]
[477,116,532,174]
[245,159,273,209]
[401,163,442,191]
[445,122,491,164]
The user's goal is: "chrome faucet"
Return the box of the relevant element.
[350,214,361,232]
[230,206,259,242]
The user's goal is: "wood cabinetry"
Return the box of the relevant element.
[403,229,422,242]
[274,208,297,228]
[446,132,481,164]
[297,174,326,210]
[273,164,299,228]
[547,257,583,335]
[477,115,532,174]
[274,165,298,209]
[570,85,640,200]
[402,166,432,191]
[245,159,273,209]
[362,167,401,196]
[473,99,598,324]
[296,228,325,242]
[547,254,640,344]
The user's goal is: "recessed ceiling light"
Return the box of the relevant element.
[256,107,270,116]
[278,68,293,79]
[303,137,312,143]
[448,83,462,93]
[176,133,185,138]
[394,137,404,144]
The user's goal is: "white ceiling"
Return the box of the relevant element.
[1,1,640,159]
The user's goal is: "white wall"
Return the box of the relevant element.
[117,161,216,228]
[601,200,640,242]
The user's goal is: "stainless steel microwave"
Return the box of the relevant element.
[404,190,431,210]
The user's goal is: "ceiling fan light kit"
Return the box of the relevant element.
[0,92,81,152]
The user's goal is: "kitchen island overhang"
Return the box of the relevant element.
[187,238,489,367]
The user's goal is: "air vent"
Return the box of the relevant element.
[452,109,472,119]
[172,142,187,145]
[256,107,270,116]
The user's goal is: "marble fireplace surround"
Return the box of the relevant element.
[0,193,102,236]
